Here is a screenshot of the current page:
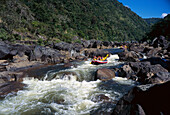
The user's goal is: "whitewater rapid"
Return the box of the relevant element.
[0,54,136,115]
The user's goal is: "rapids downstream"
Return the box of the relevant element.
[0,49,137,115]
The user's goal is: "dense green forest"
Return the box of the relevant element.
[144,18,162,26]
[0,0,149,45]
[143,14,170,41]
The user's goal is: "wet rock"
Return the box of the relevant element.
[91,94,111,103]
[0,81,26,98]
[147,72,170,84]
[95,68,115,81]
[112,81,170,115]
[51,71,78,81]
[90,93,117,114]
[63,63,77,68]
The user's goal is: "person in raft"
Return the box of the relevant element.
[97,56,104,61]
[93,56,97,60]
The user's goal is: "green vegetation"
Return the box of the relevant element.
[143,14,170,41]
[0,0,149,44]
[144,18,162,26]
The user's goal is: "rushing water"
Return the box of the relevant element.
[0,49,137,115]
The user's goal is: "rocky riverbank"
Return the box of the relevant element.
[0,39,114,97]
[110,36,170,115]
[92,36,170,114]
[0,36,169,114]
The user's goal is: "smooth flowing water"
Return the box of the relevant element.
[0,49,137,115]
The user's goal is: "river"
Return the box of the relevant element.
[0,49,137,115]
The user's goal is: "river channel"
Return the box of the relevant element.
[0,49,137,115]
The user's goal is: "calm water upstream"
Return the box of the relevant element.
[0,49,137,115]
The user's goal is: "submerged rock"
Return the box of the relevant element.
[51,71,78,81]
[91,94,111,103]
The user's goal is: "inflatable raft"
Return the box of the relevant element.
[91,60,108,65]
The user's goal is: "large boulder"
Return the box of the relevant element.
[72,43,84,52]
[30,46,63,63]
[112,81,170,115]
[118,51,143,62]
[84,49,109,58]
[141,57,170,71]
[151,36,169,49]
[118,62,168,84]
[95,68,115,81]
[137,64,168,83]
[101,41,112,49]
[118,64,136,80]
[54,42,73,51]
[0,41,11,59]
[145,47,162,58]
[129,43,145,53]
[92,40,102,48]
[10,44,32,57]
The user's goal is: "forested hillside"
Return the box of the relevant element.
[144,18,162,26]
[0,0,149,45]
[143,14,170,41]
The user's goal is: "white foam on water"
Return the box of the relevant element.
[0,77,102,114]
[107,54,119,63]
[0,54,136,114]
[113,77,136,85]
[0,76,136,114]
